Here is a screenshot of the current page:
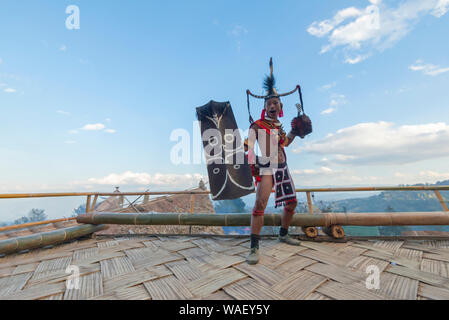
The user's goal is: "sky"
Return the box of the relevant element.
[1,0,449,220]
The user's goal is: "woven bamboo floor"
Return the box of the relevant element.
[2,234,449,300]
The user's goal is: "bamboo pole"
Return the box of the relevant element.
[0,224,107,255]
[301,226,318,238]
[123,196,140,213]
[1,185,449,199]
[0,217,77,233]
[322,225,345,239]
[306,192,313,214]
[91,195,98,212]
[86,195,91,214]
[189,195,195,234]
[76,211,449,227]
[434,190,449,212]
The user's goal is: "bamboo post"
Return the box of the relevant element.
[119,195,124,208]
[434,190,449,212]
[306,192,313,214]
[91,195,98,212]
[189,195,195,234]
[190,195,195,214]
[86,195,91,213]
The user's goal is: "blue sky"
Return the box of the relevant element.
[1,0,449,220]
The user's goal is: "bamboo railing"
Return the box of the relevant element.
[0,185,448,232]
[0,186,448,253]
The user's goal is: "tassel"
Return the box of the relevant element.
[279,108,284,118]
[261,109,266,120]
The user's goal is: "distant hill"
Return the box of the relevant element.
[330,180,449,236]
[332,180,449,213]
[217,180,449,236]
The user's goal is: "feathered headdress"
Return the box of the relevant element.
[246,57,302,123]
[263,58,278,99]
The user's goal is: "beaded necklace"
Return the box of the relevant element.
[256,117,286,146]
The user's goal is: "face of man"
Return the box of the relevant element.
[264,97,283,119]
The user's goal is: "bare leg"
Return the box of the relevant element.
[281,201,298,229]
[278,200,301,245]
[251,174,274,235]
[247,174,274,264]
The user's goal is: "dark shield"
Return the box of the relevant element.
[196,100,255,200]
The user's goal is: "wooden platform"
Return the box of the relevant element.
[2,234,449,300]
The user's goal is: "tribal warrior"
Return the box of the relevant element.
[244,58,311,265]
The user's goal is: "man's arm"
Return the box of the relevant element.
[283,131,296,147]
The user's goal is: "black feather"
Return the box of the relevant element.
[263,75,276,96]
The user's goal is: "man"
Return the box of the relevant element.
[245,58,307,265]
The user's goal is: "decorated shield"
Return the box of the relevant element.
[196,100,255,200]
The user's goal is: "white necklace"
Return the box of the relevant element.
[264,116,281,126]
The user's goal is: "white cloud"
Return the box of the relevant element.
[291,166,381,186]
[320,82,337,90]
[308,0,449,63]
[72,171,207,188]
[105,118,111,123]
[321,94,347,115]
[308,7,363,38]
[59,45,67,51]
[344,54,370,64]
[292,166,335,176]
[4,88,16,93]
[409,60,449,76]
[330,100,339,107]
[81,123,105,131]
[294,121,449,165]
[57,110,71,116]
[394,170,449,184]
[321,107,336,115]
[68,129,79,134]
[104,129,116,134]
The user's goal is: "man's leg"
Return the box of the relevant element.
[281,200,297,229]
[279,200,301,245]
[247,174,273,264]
